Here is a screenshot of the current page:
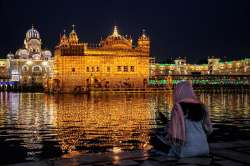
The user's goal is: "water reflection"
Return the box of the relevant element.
[53,94,156,153]
[199,93,250,121]
[0,92,250,164]
[198,92,250,142]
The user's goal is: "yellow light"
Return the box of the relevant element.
[26,60,32,65]
[42,61,48,66]
[112,147,121,154]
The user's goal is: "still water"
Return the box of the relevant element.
[0,92,250,164]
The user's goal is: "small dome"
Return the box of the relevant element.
[26,26,40,40]
[68,25,79,44]
[100,26,132,49]
[106,26,127,41]
[42,50,52,59]
[7,52,15,59]
[16,49,29,59]
[32,53,41,60]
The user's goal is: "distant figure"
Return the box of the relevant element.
[167,81,213,158]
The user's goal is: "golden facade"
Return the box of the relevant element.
[52,26,150,93]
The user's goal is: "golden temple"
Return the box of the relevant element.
[51,26,150,93]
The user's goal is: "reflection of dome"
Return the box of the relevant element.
[100,26,132,49]
[26,26,40,40]
[32,53,41,60]
[16,49,29,59]
[42,50,52,59]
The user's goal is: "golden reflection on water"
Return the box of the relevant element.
[0,92,250,160]
[51,94,157,153]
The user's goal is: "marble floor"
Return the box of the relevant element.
[8,140,250,166]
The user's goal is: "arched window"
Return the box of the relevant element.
[32,65,42,73]
[22,65,29,72]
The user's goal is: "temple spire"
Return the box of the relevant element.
[62,29,67,38]
[112,26,119,36]
[142,29,146,37]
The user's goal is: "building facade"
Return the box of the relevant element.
[51,26,150,93]
[6,26,53,88]
[151,57,250,76]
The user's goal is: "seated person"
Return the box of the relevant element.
[166,81,213,158]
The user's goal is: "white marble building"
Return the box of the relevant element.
[7,26,53,87]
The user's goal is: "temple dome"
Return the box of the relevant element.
[16,49,29,59]
[7,52,15,59]
[26,26,40,40]
[100,26,132,49]
[68,25,79,44]
[42,50,52,59]
[32,53,41,60]
[106,26,125,40]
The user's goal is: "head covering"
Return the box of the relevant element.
[173,80,197,103]
[167,81,212,145]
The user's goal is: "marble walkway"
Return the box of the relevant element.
[9,140,250,166]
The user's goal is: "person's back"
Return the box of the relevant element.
[167,81,213,158]
[168,103,209,157]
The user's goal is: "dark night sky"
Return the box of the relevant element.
[0,0,250,63]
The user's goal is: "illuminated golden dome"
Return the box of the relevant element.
[100,26,132,49]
